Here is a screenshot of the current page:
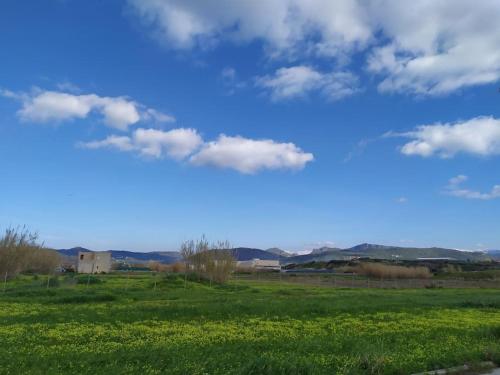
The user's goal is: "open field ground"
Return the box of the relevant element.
[1,273,500,374]
[233,272,500,289]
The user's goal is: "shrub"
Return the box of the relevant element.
[355,262,432,279]
[0,226,60,279]
[148,261,169,272]
[170,262,185,273]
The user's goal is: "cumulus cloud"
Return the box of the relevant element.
[190,134,314,174]
[128,0,371,57]
[256,66,359,101]
[81,130,313,174]
[128,0,500,96]
[80,128,203,159]
[445,175,500,200]
[367,0,500,95]
[1,89,175,130]
[397,116,500,158]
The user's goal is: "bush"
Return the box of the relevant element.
[355,262,432,279]
[0,226,60,279]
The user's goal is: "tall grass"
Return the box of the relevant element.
[355,262,432,279]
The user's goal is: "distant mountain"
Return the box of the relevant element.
[107,250,179,264]
[347,243,392,252]
[57,248,180,264]
[310,246,341,255]
[230,248,279,261]
[266,248,294,257]
[487,250,500,260]
[58,243,494,266]
[58,247,91,257]
[58,247,281,264]
[284,243,491,264]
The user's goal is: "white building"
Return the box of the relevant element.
[77,251,112,274]
[237,258,281,271]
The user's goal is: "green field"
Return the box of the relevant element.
[1,273,500,374]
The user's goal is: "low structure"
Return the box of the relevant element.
[77,251,112,274]
[237,258,281,271]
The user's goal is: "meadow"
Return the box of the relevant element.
[1,273,500,374]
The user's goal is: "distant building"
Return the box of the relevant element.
[77,251,112,274]
[237,259,281,271]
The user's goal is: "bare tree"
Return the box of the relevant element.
[180,239,195,288]
[180,236,235,285]
[209,240,235,284]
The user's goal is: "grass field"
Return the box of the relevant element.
[1,273,500,374]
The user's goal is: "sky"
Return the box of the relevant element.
[1,0,499,252]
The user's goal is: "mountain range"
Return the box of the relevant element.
[58,247,181,264]
[58,243,498,264]
[283,244,491,263]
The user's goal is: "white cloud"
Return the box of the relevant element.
[190,134,314,174]
[82,135,136,152]
[398,116,500,158]
[134,128,203,159]
[1,89,175,131]
[81,130,314,174]
[143,108,176,123]
[445,175,500,200]
[396,197,408,204]
[367,0,500,95]
[128,0,371,58]
[128,0,500,96]
[79,128,202,160]
[256,66,359,101]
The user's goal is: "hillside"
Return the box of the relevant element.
[487,250,500,260]
[284,243,491,264]
[57,247,279,264]
[230,248,279,261]
[266,248,294,257]
[57,248,180,264]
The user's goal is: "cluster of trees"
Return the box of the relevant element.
[180,236,235,285]
[0,227,60,281]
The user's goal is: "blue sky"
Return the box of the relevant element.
[1,0,499,252]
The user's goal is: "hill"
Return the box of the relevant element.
[230,248,279,261]
[58,247,91,257]
[284,243,491,264]
[487,250,500,260]
[266,248,294,257]
[57,248,180,264]
[58,247,281,264]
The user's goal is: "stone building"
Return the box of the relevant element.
[77,251,112,274]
